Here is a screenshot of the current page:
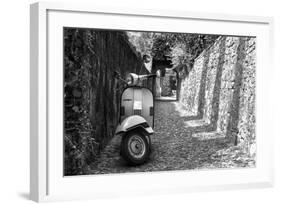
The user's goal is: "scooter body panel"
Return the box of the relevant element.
[120,87,154,128]
[115,115,154,135]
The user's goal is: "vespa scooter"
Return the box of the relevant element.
[114,72,156,165]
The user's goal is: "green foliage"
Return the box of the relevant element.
[64,29,99,175]
[127,32,154,57]
[151,34,173,60]
[127,31,219,68]
[153,33,219,66]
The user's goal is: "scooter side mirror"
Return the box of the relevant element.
[142,54,151,63]
[113,70,120,78]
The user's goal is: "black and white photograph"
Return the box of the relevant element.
[63,28,256,176]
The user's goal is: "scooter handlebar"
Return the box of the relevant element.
[128,73,156,85]
[114,71,156,86]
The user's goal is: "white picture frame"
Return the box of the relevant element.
[30,1,274,202]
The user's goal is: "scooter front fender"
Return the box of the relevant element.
[115,115,154,135]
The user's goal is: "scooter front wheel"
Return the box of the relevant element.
[121,131,150,165]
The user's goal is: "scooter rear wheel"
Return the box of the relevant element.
[121,130,150,165]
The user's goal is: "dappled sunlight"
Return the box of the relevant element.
[172,101,196,117]
[155,96,177,101]
[192,131,225,140]
[184,119,209,128]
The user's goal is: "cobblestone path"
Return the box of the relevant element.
[88,101,255,175]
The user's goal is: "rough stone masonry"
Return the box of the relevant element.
[179,36,256,155]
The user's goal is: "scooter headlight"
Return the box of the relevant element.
[125,74,133,85]
[126,73,139,86]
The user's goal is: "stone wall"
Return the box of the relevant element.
[217,37,240,135]
[179,53,205,115]
[202,38,224,124]
[236,38,256,153]
[179,36,256,151]
[64,28,147,175]
[161,76,172,96]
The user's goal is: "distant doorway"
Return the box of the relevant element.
[155,68,178,101]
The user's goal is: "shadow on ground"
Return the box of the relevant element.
[85,101,255,175]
